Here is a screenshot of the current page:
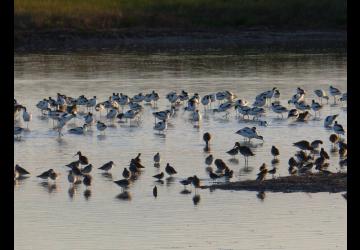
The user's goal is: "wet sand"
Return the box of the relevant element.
[202,172,347,193]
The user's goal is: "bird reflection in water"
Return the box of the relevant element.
[68,186,76,200]
[116,191,132,201]
[84,189,92,200]
[39,182,58,194]
[257,191,266,201]
[192,194,201,205]
[101,172,113,181]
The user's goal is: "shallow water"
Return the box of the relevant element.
[14,51,347,250]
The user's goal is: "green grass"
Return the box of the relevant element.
[14,0,347,31]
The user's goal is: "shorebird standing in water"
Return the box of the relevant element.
[238,146,255,165]
[153,152,160,165]
[165,163,177,176]
[271,146,280,160]
[74,151,89,165]
[98,161,115,172]
[329,86,342,104]
[203,132,211,151]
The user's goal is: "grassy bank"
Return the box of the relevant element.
[15,0,346,31]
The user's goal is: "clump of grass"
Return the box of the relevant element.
[14,0,347,31]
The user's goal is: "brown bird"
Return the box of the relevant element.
[134,153,141,163]
[296,111,311,122]
[256,168,268,182]
[74,151,89,165]
[320,148,330,160]
[259,163,267,171]
[214,159,228,172]
[329,134,339,148]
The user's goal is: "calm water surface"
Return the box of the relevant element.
[14,51,347,250]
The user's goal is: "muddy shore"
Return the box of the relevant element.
[14,28,347,53]
[201,172,347,193]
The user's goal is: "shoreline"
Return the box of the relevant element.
[201,172,347,193]
[15,28,347,53]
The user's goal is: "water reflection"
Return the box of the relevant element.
[116,191,132,201]
[192,194,201,205]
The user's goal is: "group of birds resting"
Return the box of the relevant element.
[15,84,347,202]
[14,85,346,140]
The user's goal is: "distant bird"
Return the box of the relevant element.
[324,114,338,127]
[311,140,323,150]
[165,163,177,176]
[114,179,130,191]
[226,144,239,158]
[238,146,255,164]
[153,172,164,180]
[268,167,277,178]
[256,169,268,182]
[214,159,228,172]
[311,100,323,117]
[271,103,288,118]
[67,171,76,186]
[153,152,160,164]
[209,170,221,180]
[259,163,267,171]
[288,157,298,168]
[288,109,299,119]
[205,154,213,165]
[236,127,263,142]
[74,151,89,165]
[296,111,311,122]
[98,161,115,172]
[133,153,141,164]
[329,134,339,148]
[96,121,107,134]
[15,164,30,176]
[271,146,279,160]
[329,86,342,104]
[333,121,345,136]
[49,171,59,181]
[153,186,158,198]
[180,177,193,189]
[203,132,211,147]
[122,168,130,179]
[320,148,330,160]
[192,175,201,189]
[81,164,92,174]
[293,140,313,151]
[314,89,329,104]
[37,169,53,180]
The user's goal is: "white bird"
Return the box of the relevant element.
[87,96,97,110]
[22,106,32,129]
[314,89,329,104]
[14,127,24,139]
[288,93,304,104]
[329,86,342,104]
[236,127,264,141]
[253,96,266,107]
[68,124,88,134]
[294,101,310,111]
[333,121,345,136]
[96,121,107,134]
[249,107,265,119]
[154,120,167,134]
[132,93,145,103]
[311,100,323,117]
[324,114,339,127]
[84,112,94,125]
[106,108,118,121]
[340,92,347,102]
[271,103,288,118]
[192,110,201,123]
[117,109,140,123]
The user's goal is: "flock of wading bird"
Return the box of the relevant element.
[14,85,347,202]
